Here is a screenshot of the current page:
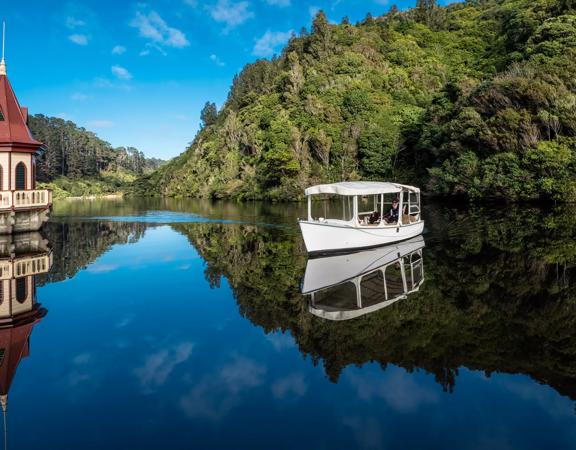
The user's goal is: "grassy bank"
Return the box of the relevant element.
[38,170,136,199]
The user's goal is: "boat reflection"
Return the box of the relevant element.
[0,233,51,447]
[303,236,425,320]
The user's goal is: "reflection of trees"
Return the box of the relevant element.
[37,221,148,284]
[174,205,576,400]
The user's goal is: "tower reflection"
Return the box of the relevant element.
[0,233,51,449]
[303,236,425,320]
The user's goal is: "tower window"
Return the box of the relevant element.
[16,278,27,303]
[0,108,4,121]
[15,162,26,190]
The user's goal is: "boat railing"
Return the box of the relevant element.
[0,190,53,210]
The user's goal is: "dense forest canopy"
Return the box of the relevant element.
[29,114,164,182]
[134,0,576,202]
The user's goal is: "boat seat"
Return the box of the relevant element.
[402,214,419,223]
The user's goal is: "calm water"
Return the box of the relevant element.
[3,197,576,449]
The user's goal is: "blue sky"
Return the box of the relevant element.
[3,0,439,159]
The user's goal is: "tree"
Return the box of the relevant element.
[200,101,218,128]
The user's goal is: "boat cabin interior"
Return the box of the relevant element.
[305,182,422,228]
[308,247,424,321]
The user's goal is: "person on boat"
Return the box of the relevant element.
[386,198,400,223]
[368,210,381,224]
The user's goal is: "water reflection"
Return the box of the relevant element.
[176,204,576,397]
[11,200,576,449]
[0,233,52,448]
[303,236,425,320]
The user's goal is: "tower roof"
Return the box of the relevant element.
[0,74,43,151]
[0,307,46,396]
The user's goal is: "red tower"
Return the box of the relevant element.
[0,30,52,233]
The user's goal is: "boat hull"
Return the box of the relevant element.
[299,220,424,255]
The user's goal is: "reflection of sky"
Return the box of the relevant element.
[8,225,576,449]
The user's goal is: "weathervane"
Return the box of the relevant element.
[0,21,6,76]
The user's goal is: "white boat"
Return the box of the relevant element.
[298,181,424,254]
[302,236,425,321]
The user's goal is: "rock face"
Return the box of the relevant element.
[135,1,576,202]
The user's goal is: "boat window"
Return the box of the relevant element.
[409,192,420,215]
[313,282,358,311]
[405,251,424,290]
[360,270,385,307]
[357,195,381,224]
[380,194,399,218]
[385,262,405,299]
[310,194,354,221]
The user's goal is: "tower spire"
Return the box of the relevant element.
[0,21,6,76]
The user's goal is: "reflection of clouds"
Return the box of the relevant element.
[497,376,574,418]
[347,368,439,413]
[115,314,135,329]
[266,332,295,351]
[180,357,267,421]
[134,342,194,393]
[220,357,267,393]
[72,352,92,365]
[341,415,384,450]
[271,373,307,399]
[87,263,119,273]
[68,352,95,388]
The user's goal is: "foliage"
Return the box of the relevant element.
[200,102,218,128]
[29,114,164,193]
[137,0,576,202]
[38,169,138,199]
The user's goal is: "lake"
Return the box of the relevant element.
[4,197,576,449]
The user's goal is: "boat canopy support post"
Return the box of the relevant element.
[398,190,404,226]
[307,195,312,221]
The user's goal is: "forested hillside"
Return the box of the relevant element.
[29,114,164,197]
[134,0,576,201]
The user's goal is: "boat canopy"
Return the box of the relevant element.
[305,181,419,196]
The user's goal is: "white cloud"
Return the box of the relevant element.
[112,45,127,55]
[265,0,290,6]
[68,34,88,45]
[346,369,439,413]
[266,331,295,351]
[271,373,307,399]
[111,65,133,80]
[130,11,190,49]
[253,30,292,57]
[66,16,86,29]
[71,92,89,101]
[209,54,225,66]
[87,263,119,272]
[180,356,267,421]
[87,120,115,128]
[209,0,254,30]
[134,342,194,393]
